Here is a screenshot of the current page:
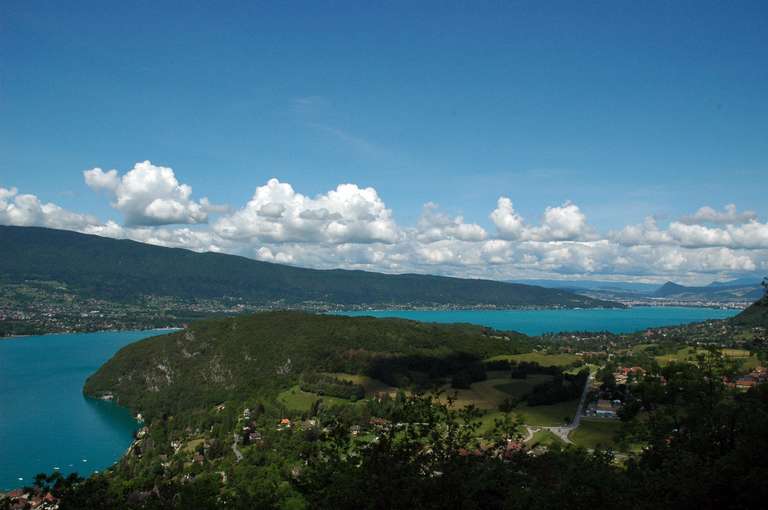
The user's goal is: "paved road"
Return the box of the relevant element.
[538,373,593,444]
[232,433,243,462]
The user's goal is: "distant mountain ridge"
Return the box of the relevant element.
[653,280,763,301]
[653,281,690,297]
[509,278,659,293]
[0,226,619,309]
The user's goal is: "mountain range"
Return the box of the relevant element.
[0,226,618,309]
[653,281,764,301]
[513,277,764,304]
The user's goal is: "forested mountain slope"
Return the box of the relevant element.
[0,225,618,308]
[84,311,530,418]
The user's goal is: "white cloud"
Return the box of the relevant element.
[4,171,768,284]
[491,198,593,241]
[214,178,400,244]
[83,168,120,192]
[529,202,593,241]
[416,203,486,242]
[680,204,757,225]
[612,217,673,246]
[667,222,734,247]
[0,186,100,230]
[84,161,219,226]
[490,197,526,239]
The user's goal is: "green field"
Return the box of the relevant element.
[568,419,622,450]
[514,399,580,426]
[181,438,206,454]
[277,385,350,412]
[479,397,580,431]
[527,429,565,448]
[492,374,553,398]
[656,347,760,369]
[439,374,553,410]
[487,351,580,367]
[565,363,599,375]
[324,372,397,395]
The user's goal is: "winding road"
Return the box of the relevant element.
[232,433,243,462]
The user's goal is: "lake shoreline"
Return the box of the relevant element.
[0,327,181,341]
[0,330,168,491]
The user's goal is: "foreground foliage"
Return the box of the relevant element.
[19,349,766,509]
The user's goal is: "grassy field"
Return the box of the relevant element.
[568,419,622,450]
[655,347,760,369]
[565,363,599,375]
[181,438,205,454]
[479,397,580,431]
[487,351,580,367]
[514,399,580,426]
[324,372,397,395]
[277,385,350,412]
[438,374,553,410]
[492,374,553,398]
[527,429,565,448]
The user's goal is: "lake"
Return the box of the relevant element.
[0,330,170,491]
[0,307,740,490]
[337,306,740,336]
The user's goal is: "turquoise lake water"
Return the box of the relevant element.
[337,306,740,336]
[0,330,169,491]
[0,308,741,490]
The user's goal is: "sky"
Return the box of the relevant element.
[1,0,767,284]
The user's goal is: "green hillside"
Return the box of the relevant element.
[732,293,768,327]
[84,311,530,419]
[0,225,619,308]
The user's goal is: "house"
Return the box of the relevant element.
[614,366,645,385]
[735,376,756,389]
[248,431,263,445]
[595,399,617,417]
[503,440,524,459]
[369,417,390,428]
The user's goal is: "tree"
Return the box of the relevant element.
[622,351,768,509]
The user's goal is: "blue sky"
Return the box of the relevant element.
[1,1,767,283]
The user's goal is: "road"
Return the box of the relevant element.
[538,372,593,444]
[232,433,243,462]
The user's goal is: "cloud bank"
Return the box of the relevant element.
[2,161,767,284]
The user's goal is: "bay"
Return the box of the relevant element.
[0,330,169,491]
[337,306,740,336]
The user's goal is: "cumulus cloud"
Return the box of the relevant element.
[490,197,526,240]
[490,197,593,241]
[612,217,673,246]
[4,169,768,283]
[680,204,757,225]
[214,178,399,244]
[615,216,768,250]
[84,161,220,226]
[0,186,100,230]
[529,202,593,241]
[415,203,486,243]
